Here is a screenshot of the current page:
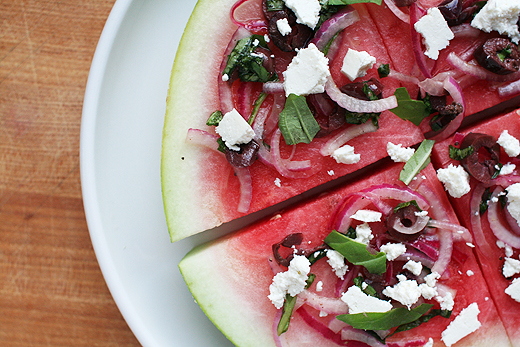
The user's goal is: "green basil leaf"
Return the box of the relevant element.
[336,304,434,331]
[389,87,430,126]
[207,111,223,126]
[399,139,435,185]
[279,94,320,145]
[327,0,382,6]
[391,309,451,336]
[449,144,474,161]
[266,0,285,11]
[378,64,390,78]
[353,276,378,297]
[277,294,297,335]
[216,138,227,154]
[394,200,421,213]
[480,187,491,214]
[498,45,512,62]
[492,162,503,179]
[324,230,386,274]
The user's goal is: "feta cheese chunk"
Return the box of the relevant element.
[441,303,481,347]
[283,43,330,96]
[341,286,393,314]
[332,144,361,164]
[387,142,415,163]
[498,130,520,157]
[436,291,455,311]
[505,277,520,302]
[503,257,520,277]
[471,0,520,43]
[276,18,292,36]
[404,260,423,276]
[215,108,255,151]
[380,243,406,261]
[500,162,516,175]
[424,272,441,287]
[283,0,321,29]
[341,49,377,81]
[355,222,374,245]
[437,164,471,198]
[268,255,311,309]
[419,283,439,300]
[350,209,382,223]
[326,249,349,279]
[382,275,422,309]
[506,183,520,227]
[414,7,454,60]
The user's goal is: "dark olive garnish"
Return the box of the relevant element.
[340,78,384,100]
[474,38,520,75]
[393,0,417,7]
[386,204,425,241]
[307,93,346,136]
[268,10,313,52]
[225,139,260,167]
[272,233,304,267]
[459,133,500,183]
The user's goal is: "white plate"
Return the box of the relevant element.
[80,0,234,345]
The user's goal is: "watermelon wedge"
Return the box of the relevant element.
[431,108,520,346]
[179,161,511,347]
[162,0,425,242]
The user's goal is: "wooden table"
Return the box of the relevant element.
[1,1,141,345]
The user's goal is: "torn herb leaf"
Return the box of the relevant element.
[378,64,390,78]
[389,88,430,126]
[449,144,474,161]
[327,0,382,6]
[207,111,223,126]
[325,230,386,274]
[390,309,451,336]
[399,139,435,185]
[480,187,492,214]
[279,94,321,145]
[394,200,421,213]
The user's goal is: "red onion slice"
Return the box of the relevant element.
[186,128,220,151]
[488,186,520,248]
[310,7,360,51]
[325,77,398,113]
[396,249,435,269]
[392,214,429,235]
[498,79,520,97]
[230,0,268,32]
[447,52,520,82]
[340,325,386,347]
[298,290,349,315]
[505,204,520,235]
[320,121,378,156]
[383,0,410,23]
[427,219,472,242]
[263,81,285,94]
[410,3,432,78]
[429,76,465,142]
[470,183,495,255]
[234,167,253,213]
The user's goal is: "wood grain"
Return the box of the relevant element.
[0,0,141,345]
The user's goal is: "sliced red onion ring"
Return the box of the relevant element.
[427,219,472,242]
[392,214,429,235]
[298,290,349,315]
[388,70,421,85]
[263,92,285,137]
[272,309,285,347]
[409,238,440,261]
[429,76,465,142]
[320,121,378,156]
[451,23,482,38]
[230,0,268,32]
[263,81,285,94]
[410,3,432,79]
[498,79,520,97]
[325,77,398,113]
[488,186,520,248]
[447,52,520,82]
[505,204,520,235]
[186,128,220,151]
[470,183,495,255]
[340,325,386,347]
[383,0,410,23]
[234,167,253,213]
[396,249,435,269]
[297,307,345,345]
[310,7,360,51]
[366,184,430,210]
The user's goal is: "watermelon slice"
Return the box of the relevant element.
[431,108,520,346]
[162,0,425,242]
[179,161,511,347]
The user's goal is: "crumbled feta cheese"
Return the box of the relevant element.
[222,73,229,82]
[505,277,520,302]
[326,249,349,279]
[319,311,328,317]
[471,0,520,43]
[436,292,455,311]
[467,270,474,276]
[424,272,441,287]
[332,145,361,164]
[466,242,475,248]
[341,49,377,81]
[500,162,516,176]
[316,281,324,292]
[387,142,415,163]
[355,222,374,245]
[274,177,281,187]
[507,183,520,227]
[382,276,422,309]
[264,34,270,43]
[503,257,520,278]
[498,130,520,157]
[404,260,423,276]
[506,245,514,257]
[215,108,255,151]
[276,18,292,36]
[437,164,471,198]
[283,0,321,29]
[414,7,454,60]
[441,303,481,347]
[350,209,382,223]
[380,243,406,261]
[327,170,335,176]
[268,255,311,309]
[341,286,393,314]
[424,337,434,347]
[419,283,439,300]
[283,43,330,96]
[415,210,429,217]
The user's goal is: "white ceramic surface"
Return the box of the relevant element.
[80,0,234,345]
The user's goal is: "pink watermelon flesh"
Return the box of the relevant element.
[180,162,510,347]
[431,109,520,346]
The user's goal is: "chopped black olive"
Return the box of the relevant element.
[225,139,260,167]
[267,9,313,52]
[459,132,501,183]
[386,204,425,241]
[474,38,520,75]
[306,92,346,137]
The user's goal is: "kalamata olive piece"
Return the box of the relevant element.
[307,93,346,136]
[268,10,314,52]
[225,139,260,167]
[340,78,384,100]
[393,0,417,7]
[272,233,304,267]
[438,0,462,26]
[474,38,520,75]
[386,204,425,241]
[459,133,500,183]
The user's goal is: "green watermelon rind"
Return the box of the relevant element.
[161,0,238,242]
